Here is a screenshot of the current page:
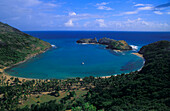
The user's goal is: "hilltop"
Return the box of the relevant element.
[0,22,51,71]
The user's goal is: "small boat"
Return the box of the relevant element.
[81,62,84,65]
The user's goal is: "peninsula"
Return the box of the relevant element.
[76,37,132,50]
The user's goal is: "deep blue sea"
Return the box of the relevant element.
[6,31,170,79]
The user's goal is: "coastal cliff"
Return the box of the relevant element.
[77,37,132,50]
[0,22,51,71]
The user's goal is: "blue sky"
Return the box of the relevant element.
[0,0,170,31]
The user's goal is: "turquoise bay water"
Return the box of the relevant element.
[6,31,170,79]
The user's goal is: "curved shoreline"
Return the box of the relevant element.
[1,49,144,81]
[95,52,145,79]
[0,47,51,81]
[132,52,145,71]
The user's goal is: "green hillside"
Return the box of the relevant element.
[85,40,170,111]
[0,22,51,69]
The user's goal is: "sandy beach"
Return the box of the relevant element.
[0,63,38,82]
[1,72,34,82]
[100,75,117,79]
[132,53,143,58]
[113,49,122,52]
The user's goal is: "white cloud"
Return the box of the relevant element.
[97,6,113,10]
[126,18,142,24]
[96,2,113,10]
[141,21,149,25]
[134,4,145,7]
[138,6,153,11]
[123,11,138,15]
[107,18,169,31]
[96,2,109,6]
[154,11,163,15]
[65,19,74,27]
[134,4,152,7]
[137,18,142,21]
[120,5,154,16]
[167,12,170,14]
[45,3,58,7]
[69,12,76,16]
[96,19,106,27]
[62,17,169,31]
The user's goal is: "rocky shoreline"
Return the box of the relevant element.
[77,37,132,50]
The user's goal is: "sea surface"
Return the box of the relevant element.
[6,31,170,79]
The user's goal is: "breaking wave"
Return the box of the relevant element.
[130,45,138,50]
[51,44,57,48]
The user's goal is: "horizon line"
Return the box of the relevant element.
[23,30,170,32]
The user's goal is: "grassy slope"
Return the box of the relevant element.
[20,90,87,108]
[0,22,51,69]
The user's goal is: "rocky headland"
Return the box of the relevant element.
[76,37,132,50]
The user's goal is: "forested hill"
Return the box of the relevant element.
[139,40,170,76]
[85,40,170,111]
[0,22,51,69]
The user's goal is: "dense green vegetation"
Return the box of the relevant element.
[0,22,169,111]
[86,41,170,111]
[0,22,51,69]
[0,74,95,111]
[107,40,131,50]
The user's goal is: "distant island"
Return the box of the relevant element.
[0,22,51,73]
[76,37,132,50]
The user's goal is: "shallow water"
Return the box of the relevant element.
[6,31,170,79]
